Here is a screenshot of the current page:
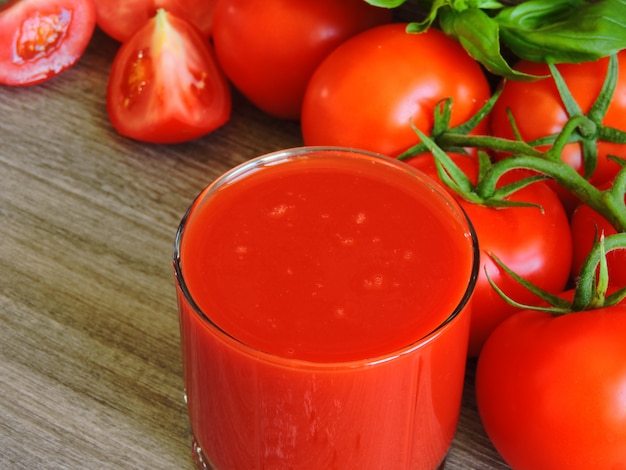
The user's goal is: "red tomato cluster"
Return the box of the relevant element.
[490,54,626,214]
[212,0,392,120]
[2,1,626,467]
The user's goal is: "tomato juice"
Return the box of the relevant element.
[174,147,478,469]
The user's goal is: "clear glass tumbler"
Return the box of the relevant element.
[173,147,479,469]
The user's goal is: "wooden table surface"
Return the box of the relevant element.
[0,18,511,470]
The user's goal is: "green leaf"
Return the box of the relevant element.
[496,0,626,63]
[438,7,539,80]
[406,0,451,33]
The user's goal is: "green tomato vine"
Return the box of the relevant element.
[487,233,626,314]
[364,0,626,305]
[397,54,626,234]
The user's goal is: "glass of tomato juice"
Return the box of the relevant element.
[173,147,478,469]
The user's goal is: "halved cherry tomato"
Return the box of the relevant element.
[212,0,392,120]
[0,0,96,86]
[106,9,231,144]
[93,0,216,43]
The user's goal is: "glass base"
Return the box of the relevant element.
[191,434,447,470]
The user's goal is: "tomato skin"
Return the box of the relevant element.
[402,155,572,357]
[106,9,231,144]
[461,177,572,357]
[94,0,216,43]
[0,0,96,86]
[301,23,491,157]
[403,158,573,357]
[212,0,391,120]
[476,299,626,469]
[570,183,626,286]
[490,55,626,189]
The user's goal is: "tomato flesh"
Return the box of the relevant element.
[106,9,231,144]
[15,8,71,62]
[0,0,96,86]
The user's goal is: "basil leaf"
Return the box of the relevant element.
[406,0,451,33]
[496,0,626,63]
[438,7,538,80]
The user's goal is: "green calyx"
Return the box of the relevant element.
[487,233,626,315]
[398,54,626,233]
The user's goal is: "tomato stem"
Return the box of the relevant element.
[573,233,626,310]
[488,233,626,315]
[402,53,626,233]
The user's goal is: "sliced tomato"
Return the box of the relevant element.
[106,9,231,144]
[0,0,96,86]
[93,0,216,43]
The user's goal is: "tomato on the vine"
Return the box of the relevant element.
[0,0,96,86]
[106,9,231,144]
[490,54,626,192]
[93,0,216,43]
[301,23,491,157]
[476,293,626,469]
[465,179,573,356]
[212,0,391,120]
[412,157,573,357]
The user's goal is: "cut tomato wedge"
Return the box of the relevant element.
[106,8,231,144]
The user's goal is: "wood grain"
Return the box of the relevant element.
[0,22,510,470]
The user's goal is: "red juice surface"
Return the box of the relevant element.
[175,149,476,469]
[180,152,474,362]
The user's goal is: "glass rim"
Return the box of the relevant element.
[173,146,480,369]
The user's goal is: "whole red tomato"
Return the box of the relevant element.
[94,0,217,43]
[406,154,573,357]
[0,0,96,86]
[212,0,391,120]
[301,23,491,157]
[106,9,231,143]
[476,296,626,469]
[490,54,626,191]
[570,181,626,286]
[459,176,572,357]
